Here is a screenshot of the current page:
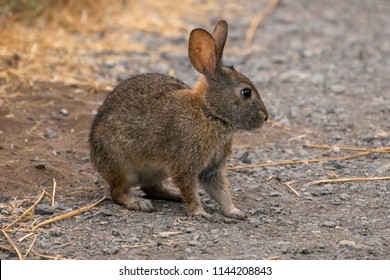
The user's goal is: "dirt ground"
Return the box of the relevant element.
[1,0,389,260]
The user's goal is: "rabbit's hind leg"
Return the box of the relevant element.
[140,171,182,202]
[108,169,154,212]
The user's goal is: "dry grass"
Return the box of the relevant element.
[4,189,46,231]
[32,196,107,231]
[0,0,273,93]
[309,176,390,185]
[231,144,390,198]
[229,146,390,170]
[0,0,112,30]
[243,0,279,47]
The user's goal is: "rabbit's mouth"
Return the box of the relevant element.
[236,114,266,131]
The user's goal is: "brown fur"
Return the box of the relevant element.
[89,20,268,219]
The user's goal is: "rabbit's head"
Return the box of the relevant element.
[189,20,268,130]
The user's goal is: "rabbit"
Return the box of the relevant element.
[89,20,268,220]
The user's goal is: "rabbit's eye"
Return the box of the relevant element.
[240,87,251,98]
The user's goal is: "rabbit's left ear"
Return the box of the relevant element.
[211,20,228,62]
[188,28,217,79]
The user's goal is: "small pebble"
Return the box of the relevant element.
[363,235,382,245]
[330,84,346,94]
[270,207,282,214]
[276,241,293,254]
[280,70,310,83]
[99,208,113,216]
[49,231,63,237]
[103,61,115,68]
[276,218,293,226]
[44,128,59,140]
[332,162,346,169]
[235,151,251,164]
[80,156,90,163]
[35,204,55,215]
[54,238,62,245]
[102,246,119,255]
[249,219,262,227]
[320,186,334,195]
[158,232,172,238]
[51,114,61,120]
[192,233,200,241]
[184,227,195,233]
[332,198,342,205]
[312,73,325,85]
[339,193,350,201]
[312,185,334,196]
[1,208,10,215]
[269,191,280,197]
[185,247,193,253]
[270,55,288,64]
[112,229,120,237]
[82,212,92,220]
[300,248,310,254]
[116,73,130,82]
[59,108,69,116]
[320,221,336,228]
[224,218,240,224]
[34,162,47,169]
[339,240,356,246]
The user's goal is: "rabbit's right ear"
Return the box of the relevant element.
[212,20,228,61]
[188,28,217,79]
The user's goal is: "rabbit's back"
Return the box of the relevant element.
[91,73,189,132]
[96,73,189,117]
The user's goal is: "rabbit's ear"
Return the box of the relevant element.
[212,20,228,61]
[188,28,217,78]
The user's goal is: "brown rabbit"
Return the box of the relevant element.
[89,20,268,220]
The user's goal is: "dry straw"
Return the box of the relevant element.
[228,151,372,170]
[284,181,300,197]
[310,177,390,185]
[1,230,23,260]
[51,178,57,208]
[229,146,390,170]
[32,196,107,231]
[243,0,279,48]
[23,235,38,260]
[4,189,46,231]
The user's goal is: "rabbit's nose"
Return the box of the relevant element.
[262,109,269,122]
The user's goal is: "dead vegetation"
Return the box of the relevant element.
[0,0,271,93]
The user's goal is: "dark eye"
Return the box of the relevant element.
[240,87,251,98]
